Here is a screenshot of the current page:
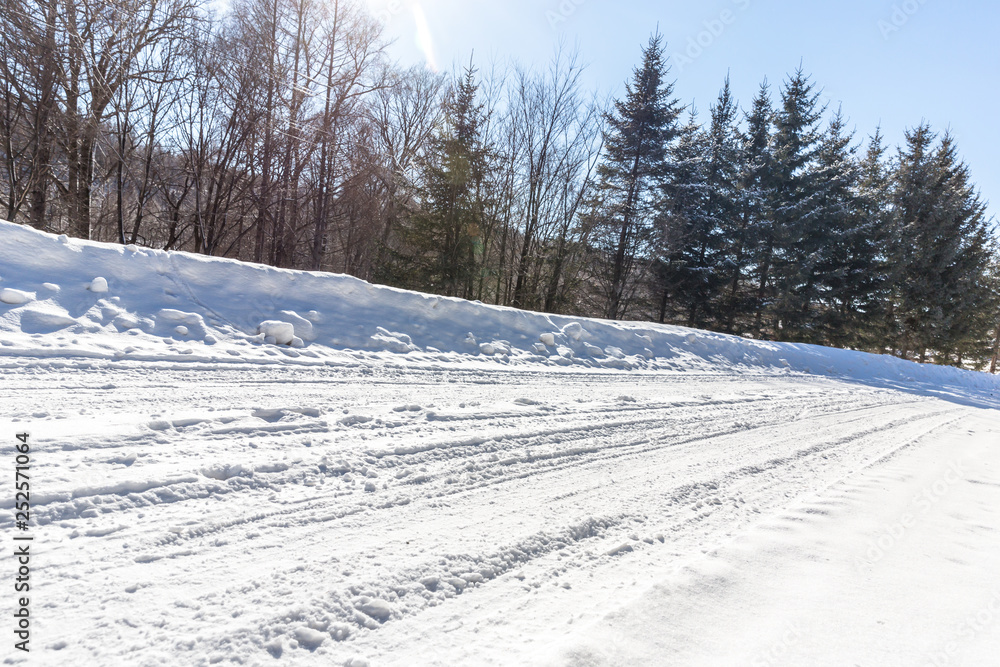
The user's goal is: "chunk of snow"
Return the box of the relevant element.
[539,332,556,346]
[294,626,327,650]
[371,327,416,353]
[89,277,109,293]
[174,326,189,336]
[329,623,351,641]
[479,342,495,355]
[0,288,31,305]
[355,598,393,621]
[279,310,315,341]
[201,463,247,480]
[606,542,634,556]
[562,322,586,341]
[264,638,283,657]
[258,320,295,345]
[339,415,373,426]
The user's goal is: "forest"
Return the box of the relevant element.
[2,0,998,368]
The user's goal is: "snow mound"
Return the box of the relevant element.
[0,219,998,396]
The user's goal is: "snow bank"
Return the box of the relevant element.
[1,219,997,395]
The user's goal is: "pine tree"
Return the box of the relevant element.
[593,32,683,320]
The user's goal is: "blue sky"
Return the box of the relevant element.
[363,0,998,224]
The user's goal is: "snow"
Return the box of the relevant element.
[258,320,297,345]
[1,219,999,665]
[356,599,394,622]
[0,287,32,304]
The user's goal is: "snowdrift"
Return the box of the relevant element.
[0,219,996,392]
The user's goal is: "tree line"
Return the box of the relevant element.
[1,3,997,369]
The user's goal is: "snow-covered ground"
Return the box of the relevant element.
[1,220,999,666]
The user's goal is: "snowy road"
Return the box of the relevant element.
[4,361,997,666]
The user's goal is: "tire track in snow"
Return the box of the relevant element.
[11,364,973,666]
[95,401,962,663]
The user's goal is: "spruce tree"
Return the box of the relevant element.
[653,108,712,325]
[700,77,742,328]
[400,65,491,298]
[723,80,775,335]
[849,128,896,350]
[594,32,683,320]
[890,124,995,363]
[763,68,825,340]
[805,109,865,346]
[654,77,740,328]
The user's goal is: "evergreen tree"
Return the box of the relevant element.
[803,109,865,346]
[654,77,740,328]
[846,127,896,349]
[722,80,774,335]
[890,124,995,363]
[988,258,1000,373]
[593,32,683,320]
[653,108,711,325]
[763,68,825,340]
[398,65,491,298]
[699,77,742,327]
